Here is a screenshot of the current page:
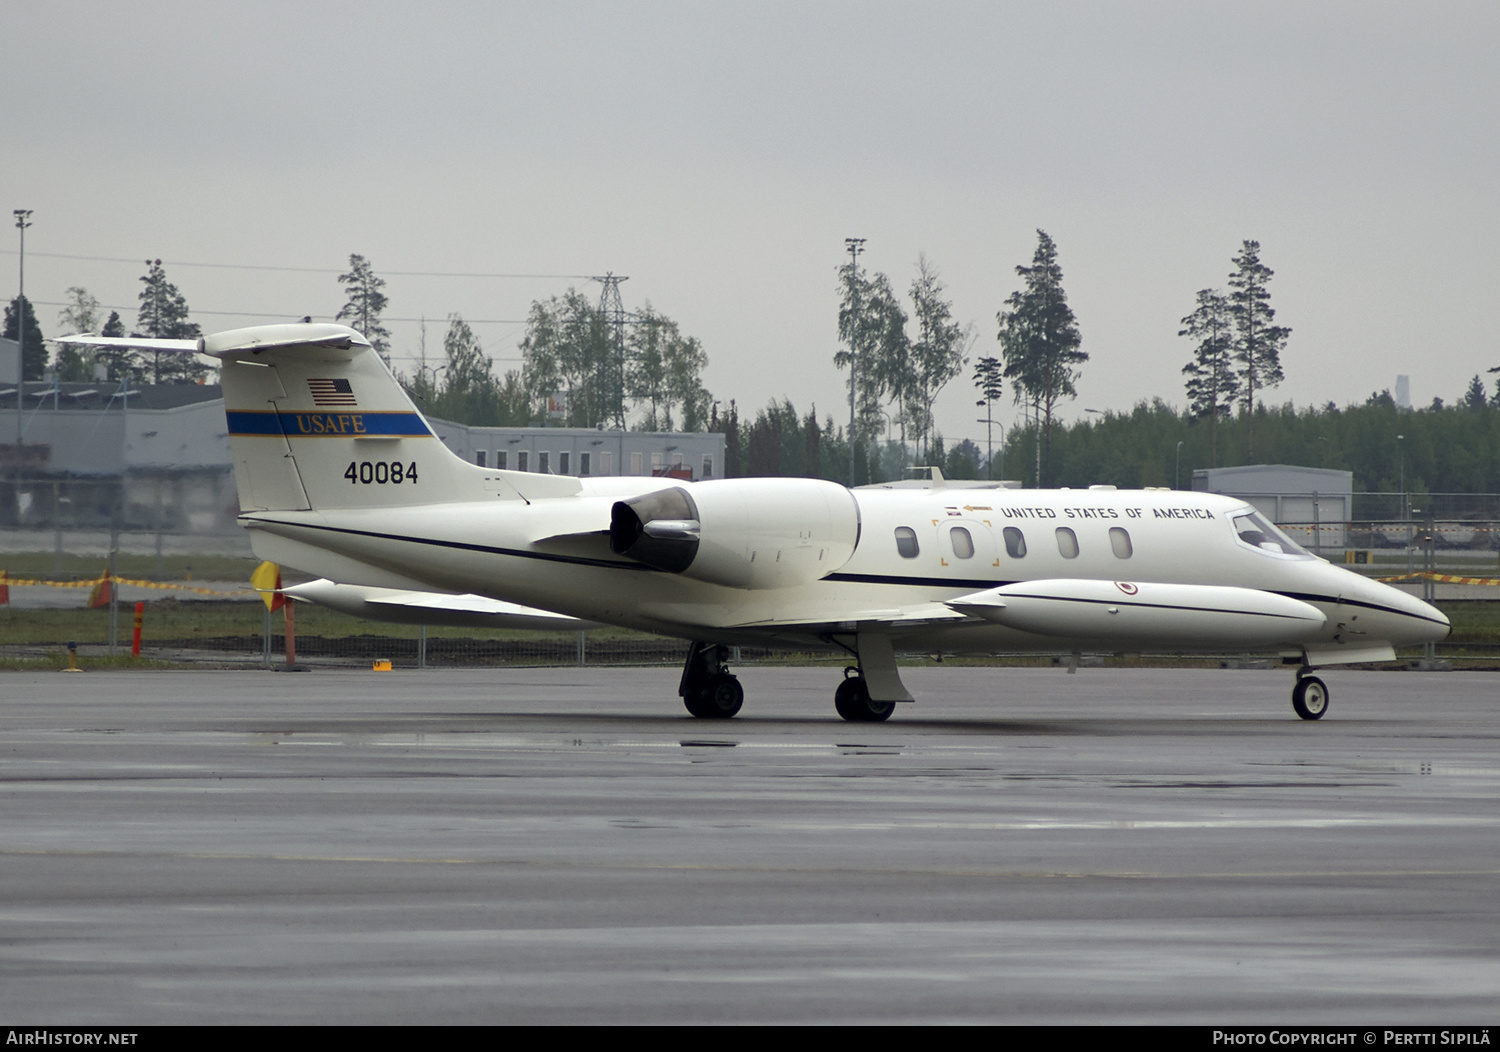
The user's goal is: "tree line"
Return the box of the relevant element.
[7,259,210,384]
[21,237,1500,496]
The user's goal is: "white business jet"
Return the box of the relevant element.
[62,323,1448,722]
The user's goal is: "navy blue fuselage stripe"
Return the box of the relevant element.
[226,410,431,437]
[1271,590,1449,627]
[241,517,654,572]
[988,592,1313,620]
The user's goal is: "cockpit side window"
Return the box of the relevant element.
[1003,527,1027,559]
[1232,510,1311,558]
[894,526,920,559]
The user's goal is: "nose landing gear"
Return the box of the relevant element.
[1292,671,1329,720]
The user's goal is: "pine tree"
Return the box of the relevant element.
[3,295,47,381]
[93,311,141,383]
[1227,241,1289,458]
[997,230,1085,486]
[1179,288,1240,467]
[336,254,392,364]
[1461,375,1488,411]
[136,259,206,383]
[973,355,1004,478]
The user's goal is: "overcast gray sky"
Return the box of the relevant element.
[5,1,1497,445]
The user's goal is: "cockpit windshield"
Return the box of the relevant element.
[1231,509,1312,559]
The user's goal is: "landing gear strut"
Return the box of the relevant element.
[1292,671,1329,721]
[829,627,912,722]
[680,642,743,719]
[834,668,895,722]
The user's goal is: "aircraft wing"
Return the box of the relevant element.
[283,579,605,631]
[723,601,972,631]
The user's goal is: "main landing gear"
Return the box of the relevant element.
[830,628,913,723]
[1292,669,1329,721]
[679,642,743,719]
[834,668,895,722]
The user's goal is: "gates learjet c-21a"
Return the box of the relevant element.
[62,323,1449,722]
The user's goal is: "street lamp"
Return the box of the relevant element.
[1175,440,1184,490]
[13,209,31,451]
[977,417,1004,483]
[844,237,865,485]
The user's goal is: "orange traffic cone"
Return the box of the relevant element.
[88,570,114,609]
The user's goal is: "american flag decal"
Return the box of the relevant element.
[308,378,356,406]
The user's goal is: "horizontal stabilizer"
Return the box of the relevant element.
[948,579,1326,648]
[54,334,201,353]
[284,579,604,631]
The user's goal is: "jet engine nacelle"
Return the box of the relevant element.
[610,477,860,590]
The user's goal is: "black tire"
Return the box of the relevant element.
[686,672,743,719]
[1292,676,1329,721]
[834,677,895,723]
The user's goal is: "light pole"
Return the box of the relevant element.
[13,209,31,451]
[1397,433,1410,572]
[1175,440,1184,490]
[977,417,1004,483]
[844,237,865,486]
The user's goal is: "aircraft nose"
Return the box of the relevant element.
[1417,601,1451,643]
[1381,585,1449,645]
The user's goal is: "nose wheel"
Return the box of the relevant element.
[1292,675,1329,720]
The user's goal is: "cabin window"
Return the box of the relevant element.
[1109,526,1133,559]
[894,527,920,559]
[1055,527,1079,558]
[1003,527,1027,558]
[949,526,975,559]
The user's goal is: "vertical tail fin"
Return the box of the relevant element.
[208,323,577,512]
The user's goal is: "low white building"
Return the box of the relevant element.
[0,386,724,532]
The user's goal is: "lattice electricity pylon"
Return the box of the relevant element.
[591,273,633,429]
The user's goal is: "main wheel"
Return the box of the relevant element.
[685,672,743,719]
[1292,676,1329,721]
[834,676,895,723]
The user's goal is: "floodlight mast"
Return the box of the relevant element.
[845,237,865,485]
[13,209,32,451]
